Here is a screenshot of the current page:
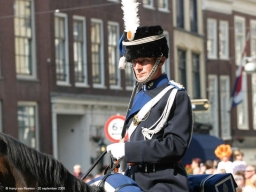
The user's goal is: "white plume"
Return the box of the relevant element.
[121,0,140,34]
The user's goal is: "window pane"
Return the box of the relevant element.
[73,19,85,83]
[125,65,134,87]
[158,0,167,9]
[192,53,200,98]
[190,0,198,33]
[219,21,229,59]
[108,24,118,86]
[178,49,187,88]
[18,105,36,148]
[235,19,245,65]
[91,21,102,84]
[14,0,33,75]
[176,0,184,28]
[55,16,67,81]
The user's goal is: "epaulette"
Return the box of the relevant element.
[168,80,184,90]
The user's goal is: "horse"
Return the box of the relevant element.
[0,132,104,192]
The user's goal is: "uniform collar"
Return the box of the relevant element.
[143,73,169,91]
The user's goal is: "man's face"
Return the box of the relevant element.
[244,165,256,179]
[131,57,165,82]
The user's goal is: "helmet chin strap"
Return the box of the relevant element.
[132,54,163,84]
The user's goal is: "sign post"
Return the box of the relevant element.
[104,115,128,143]
[191,99,210,111]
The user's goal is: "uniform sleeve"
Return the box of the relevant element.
[125,90,193,164]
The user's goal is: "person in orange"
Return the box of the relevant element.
[214,144,233,174]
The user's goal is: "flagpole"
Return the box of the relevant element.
[229,31,251,110]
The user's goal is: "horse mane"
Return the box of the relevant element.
[0,133,103,192]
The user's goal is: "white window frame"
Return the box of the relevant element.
[73,15,88,87]
[252,74,256,130]
[207,19,217,59]
[208,75,219,137]
[219,20,229,60]
[15,0,37,80]
[234,16,245,66]
[91,18,105,88]
[143,0,155,10]
[158,0,169,12]
[250,20,256,57]
[163,31,171,78]
[17,101,39,150]
[220,76,231,140]
[108,21,121,89]
[55,12,70,86]
[237,72,249,130]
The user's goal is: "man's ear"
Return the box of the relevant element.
[159,57,167,66]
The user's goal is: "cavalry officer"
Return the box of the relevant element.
[107,25,193,192]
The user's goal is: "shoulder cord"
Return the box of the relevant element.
[127,85,175,138]
[141,88,178,140]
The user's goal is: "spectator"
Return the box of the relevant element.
[214,144,233,174]
[204,160,216,174]
[84,173,94,183]
[73,164,84,179]
[233,149,246,174]
[233,170,246,191]
[244,173,256,192]
[191,158,202,174]
[244,165,256,188]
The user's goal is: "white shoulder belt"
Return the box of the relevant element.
[128,84,179,140]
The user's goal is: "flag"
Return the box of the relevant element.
[230,32,250,108]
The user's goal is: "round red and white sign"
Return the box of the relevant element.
[104,115,128,143]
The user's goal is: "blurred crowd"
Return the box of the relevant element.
[71,146,256,192]
[186,147,256,192]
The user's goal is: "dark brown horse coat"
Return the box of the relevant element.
[0,133,104,192]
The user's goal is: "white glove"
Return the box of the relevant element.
[106,143,125,160]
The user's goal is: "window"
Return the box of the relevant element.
[176,0,184,28]
[219,21,229,59]
[162,31,171,78]
[250,20,256,57]
[143,0,154,9]
[208,75,219,137]
[55,13,69,84]
[190,0,198,33]
[125,66,135,88]
[14,0,36,78]
[252,74,256,130]
[237,73,248,130]
[192,53,200,98]
[207,19,217,59]
[220,76,231,140]
[73,16,87,86]
[235,16,245,65]
[108,22,120,88]
[178,49,187,89]
[18,102,38,149]
[158,0,168,11]
[91,19,104,86]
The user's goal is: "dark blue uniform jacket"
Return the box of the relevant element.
[124,74,193,192]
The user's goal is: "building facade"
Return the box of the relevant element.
[0,0,255,173]
[203,0,256,164]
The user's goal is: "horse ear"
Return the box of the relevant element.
[0,138,7,155]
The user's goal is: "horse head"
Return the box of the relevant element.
[0,133,104,192]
